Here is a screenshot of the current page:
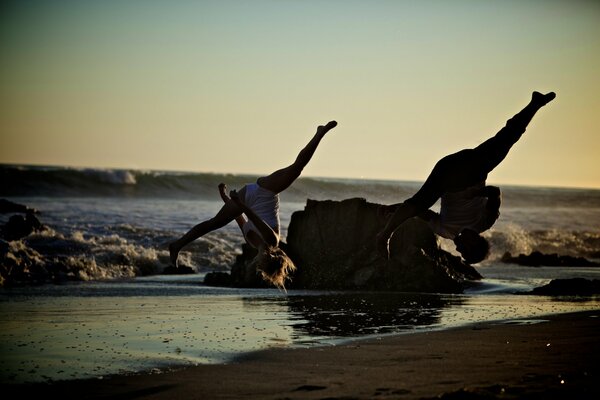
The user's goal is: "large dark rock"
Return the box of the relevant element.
[162,265,195,275]
[501,251,599,267]
[0,199,38,214]
[285,198,480,293]
[1,212,46,241]
[527,278,600,296]
[203,271,233,287]
[207,198,481,293]
[218,243,270,288]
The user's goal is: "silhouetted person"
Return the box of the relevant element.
[169,121,337,289]
[377,91,556,264]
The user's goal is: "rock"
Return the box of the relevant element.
[204,271,233,287]
[162,265,195,275]
[1,212,46,241]
[528,278,600,296]
[0,199,38,214]
[227,243,269,288]
[285,198,480,293]
[215,198,481,293]
[501,251,599,267]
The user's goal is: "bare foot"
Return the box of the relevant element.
[316,120,337,136]
[168,242,179,267]
[218,183,230,203]
[532,91,556,107]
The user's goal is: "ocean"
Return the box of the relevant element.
[1,164,599,384]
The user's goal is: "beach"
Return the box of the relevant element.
[2,0,600,397]
[2,168,600,397]
[7,310,599,399]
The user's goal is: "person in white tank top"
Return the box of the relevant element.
[377,91,556,264]
[169,121,337,289]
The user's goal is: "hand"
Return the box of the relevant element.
[376,231,391,260]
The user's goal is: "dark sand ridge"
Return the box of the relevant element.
[6,310,599,400]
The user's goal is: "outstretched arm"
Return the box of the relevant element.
[218,183,246,231]
[229,190,280,248]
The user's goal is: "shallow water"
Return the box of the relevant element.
[1,270,599,384]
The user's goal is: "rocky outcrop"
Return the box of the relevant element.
[225,243,270,288]
[162,265,195,275]
[501,251,599,267]
[0,199,38,214]
[527,278,600,296]
[206,198,482,293]
[0,199,47,252]
[1,212,46,241]
[285,198,481,293]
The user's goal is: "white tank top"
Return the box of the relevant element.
[241,183,280,243]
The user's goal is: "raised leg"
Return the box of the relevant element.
[475,91,556,174]
[257,121,337,193]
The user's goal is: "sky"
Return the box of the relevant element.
[1,0,599,189]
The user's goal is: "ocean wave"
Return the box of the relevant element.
[484,225,600,260]
[3,228,167,283]
[4,165,600,208]
[0,219,245,286]
[83,168,137,185]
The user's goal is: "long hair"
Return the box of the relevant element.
[254,246,296,291]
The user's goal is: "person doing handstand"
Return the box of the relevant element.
[377,91,556,264]
[169,121,337,288]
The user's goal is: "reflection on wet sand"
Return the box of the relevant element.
[243,292,464,339]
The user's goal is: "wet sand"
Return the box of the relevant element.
[6,310,599,399]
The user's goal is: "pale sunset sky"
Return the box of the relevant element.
[1,0,599,188]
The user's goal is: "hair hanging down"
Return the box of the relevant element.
[254,246,297,291]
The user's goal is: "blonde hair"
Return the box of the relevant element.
[254,246,296,291]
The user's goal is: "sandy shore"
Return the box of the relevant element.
[6,310,600,399]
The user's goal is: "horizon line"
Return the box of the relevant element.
[1,162,599,192]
